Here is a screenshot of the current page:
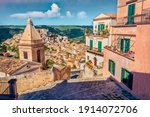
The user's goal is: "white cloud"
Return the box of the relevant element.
[77,11,87,19]
[46,3,60,18]
[66,11,73,18]
[10,3,60,19]
[10,11,46,19]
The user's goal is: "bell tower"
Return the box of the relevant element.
[18,17,45,65]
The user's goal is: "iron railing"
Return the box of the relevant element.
[105,46,135,61]
[117,9,150,25]
[86,46,104,56]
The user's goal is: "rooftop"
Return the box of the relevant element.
[19,17,43,45]
[19,79,137,100]
[0,57,28,75]
[94,13,116,21]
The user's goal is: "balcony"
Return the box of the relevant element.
[88,34,109,39]
[126,0,137,4]
[117,9,150,26]
[86,46,104,56]
[104,46,135,61]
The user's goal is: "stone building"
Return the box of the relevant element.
[103,0,150,99]
[18,17,45,65]
[52,64,71,81]
[0,56,42,77]
[86,13,116,69]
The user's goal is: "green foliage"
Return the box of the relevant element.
[13,47,19,59]
[0,44,7,52]
[72,64,77,69]
[45,59,54,69]
[11,46,18,52]
[61,61,66,66]
[44,45,50,52]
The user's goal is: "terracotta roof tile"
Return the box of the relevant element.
[0,57,28,74]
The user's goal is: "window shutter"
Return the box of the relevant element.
[98,41,102,52]
[101,24,105,30]
[90,40,93,50]
[108,60,111,72]
[121,68,125,81]
[120,39,124,52]
[124,38,130,52]
[98,25,101,31]
[112,61,115,75]
[128,4,135,24]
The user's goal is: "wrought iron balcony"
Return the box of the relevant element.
[86,46,104,56]
[105,46,135,61]
[117,9,150,25]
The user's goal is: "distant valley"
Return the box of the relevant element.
[0,25,92,44]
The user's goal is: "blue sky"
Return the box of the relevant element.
[0,0,117,25]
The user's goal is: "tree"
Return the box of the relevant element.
[0,44,7,52]
[45,59,54,69]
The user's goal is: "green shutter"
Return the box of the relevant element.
[108,60,115,75]
[121,68,125,81]
[101,24,105,30]
[90,40,93,50]
[120,39,124,51]
[98,24,101,34]
[120,38,130,52]
[112,61,115,75]
[124,38,130,52]
[121,68,133,90]
[98,41,102,52]
[128,4,135,24]
[98,24,105,31]
[108,60,111,72]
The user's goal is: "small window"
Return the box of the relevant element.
[108,59,115,75]
[120,38,130,52]
[23,52,28,59]
[121,68,133,90]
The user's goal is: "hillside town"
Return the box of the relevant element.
[0,0,150,100]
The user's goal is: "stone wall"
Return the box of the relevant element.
[0,70,54,93]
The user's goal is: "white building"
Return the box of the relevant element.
[86,13,116,69]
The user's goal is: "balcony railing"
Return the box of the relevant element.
[117,9,150,25]
[86,46,104,56]
[105,46,135,61]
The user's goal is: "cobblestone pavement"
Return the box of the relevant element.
[19,79,137,100]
